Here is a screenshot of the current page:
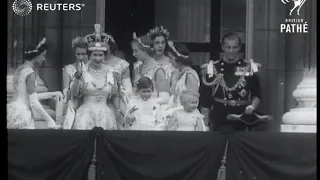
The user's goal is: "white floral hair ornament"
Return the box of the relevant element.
[25,37,46,54]
[167,40,188,59]
[133,32,154,51]
[72,36,87,48]
[147,26,170,39]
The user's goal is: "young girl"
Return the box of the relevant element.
[166,91,207,131]
[124,77,165,131]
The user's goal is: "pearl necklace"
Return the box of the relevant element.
[89,66,104,74]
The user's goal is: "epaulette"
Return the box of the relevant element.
[200,60,220,69]
[212,60,220,64]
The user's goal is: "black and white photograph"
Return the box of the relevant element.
[7,0,316,179]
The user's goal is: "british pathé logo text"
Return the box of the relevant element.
[280,0,308,33]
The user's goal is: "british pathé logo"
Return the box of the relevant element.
[280,0,308,33]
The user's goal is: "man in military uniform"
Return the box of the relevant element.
[200,32,264,132]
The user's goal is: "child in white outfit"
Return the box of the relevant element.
[166,91,207,131]
[124,77,165,131]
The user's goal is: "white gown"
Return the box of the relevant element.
[7,62,35,129]
[71,64,118,130]
[157,56,177,89]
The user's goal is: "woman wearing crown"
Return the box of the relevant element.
[147,26,178,90]
[7,38,61,129]
[68,25,126,130]
[131,32,170,106]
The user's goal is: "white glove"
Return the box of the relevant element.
[29,93,61,129]
[155,92,170,105]
[63,88,69,103]
[122,78,134,97]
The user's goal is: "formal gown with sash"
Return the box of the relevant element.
[69,63,118,130]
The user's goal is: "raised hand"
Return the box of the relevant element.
[129,106,139,114]
[76,61,83,74]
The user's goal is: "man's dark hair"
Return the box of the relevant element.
[221,32,242,45]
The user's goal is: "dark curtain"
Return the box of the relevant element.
[8,130,95,180]
[8,129,317,180]
[226,132,317,180]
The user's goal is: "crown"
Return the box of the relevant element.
[85,24,115,51]
[72,36,87,48]
[25,37,46,54]
[167,41,188,58]
[147,26,170,39]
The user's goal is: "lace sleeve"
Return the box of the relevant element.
[118,60,129,75]
[20,67,35,82]
[64,64,77,79]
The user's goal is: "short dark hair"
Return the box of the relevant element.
[221,32,242,45]
[136,77,153,90]
[167,43,193,66]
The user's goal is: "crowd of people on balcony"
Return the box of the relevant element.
[7,24,271,132]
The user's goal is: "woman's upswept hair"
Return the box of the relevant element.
[24,38,48,61]
[72,36,88,50]
[167,41,193,66]
[147,26,170,40]
[132,32,155,55]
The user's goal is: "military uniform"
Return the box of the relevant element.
[200,58,263,131]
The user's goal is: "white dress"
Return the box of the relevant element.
[125,98,165,131]
[7,62,35,129]
[105,56,129,80]
[157,56,177,88]
[63,63,81,107]
[166,67,207,131]
[64,64,77,80]
[173,109,205,131]
[72,64,118,130]
[104,57,130,129]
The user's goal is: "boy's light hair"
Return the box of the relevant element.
[180,90,200,103]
